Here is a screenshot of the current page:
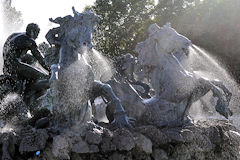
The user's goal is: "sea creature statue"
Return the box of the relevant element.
[41,7,134,128]
[109,23,232,127]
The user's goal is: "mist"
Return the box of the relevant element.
[172,0,240,83]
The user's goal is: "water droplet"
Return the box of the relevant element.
[36,150,40,156]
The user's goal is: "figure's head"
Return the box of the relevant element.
[26,23,40,40]
[115,53,136,77]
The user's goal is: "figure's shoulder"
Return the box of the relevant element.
[19,33,31,40]
[10,33,31,42]
[27,38,38,48]
[17,34,37,48]
[9,33,20,38]
[6,32,23,41]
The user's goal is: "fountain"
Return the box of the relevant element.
[0,6,239,160]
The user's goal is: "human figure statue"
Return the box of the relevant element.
[114,53,151,98]
[2,23,51,104]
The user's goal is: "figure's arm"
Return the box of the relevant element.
[30,42,50,72]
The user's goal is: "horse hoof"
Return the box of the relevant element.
[35,117,49,129]
[183,116,194,126]
[215,99,230,119]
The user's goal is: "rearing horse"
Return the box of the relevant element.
[136,23,232,125]
[45,7,134,128]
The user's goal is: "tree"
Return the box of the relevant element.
[89,0,155,58]
[153,0,195,26]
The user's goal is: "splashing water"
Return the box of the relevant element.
[0,93,28,131]
[56,57,94,111]
[50,47,114,123]
[0,93,28,117]
[50,51,96,124]
[190,45,230,78]
[83,49,114,82]
[0,123,15,133]
[187,45,240,128]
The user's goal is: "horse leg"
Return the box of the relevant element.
[181,78,222,122]
[198,78,232,118]
[181,87,209,125]
[91,80,135,128]
[210,80,232,103]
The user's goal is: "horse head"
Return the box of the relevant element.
[135,23,191,68]
[57,7,99,50]
[52,7,99,68]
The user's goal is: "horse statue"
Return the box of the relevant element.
[108,23,232,127]
[40,7,134,128]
